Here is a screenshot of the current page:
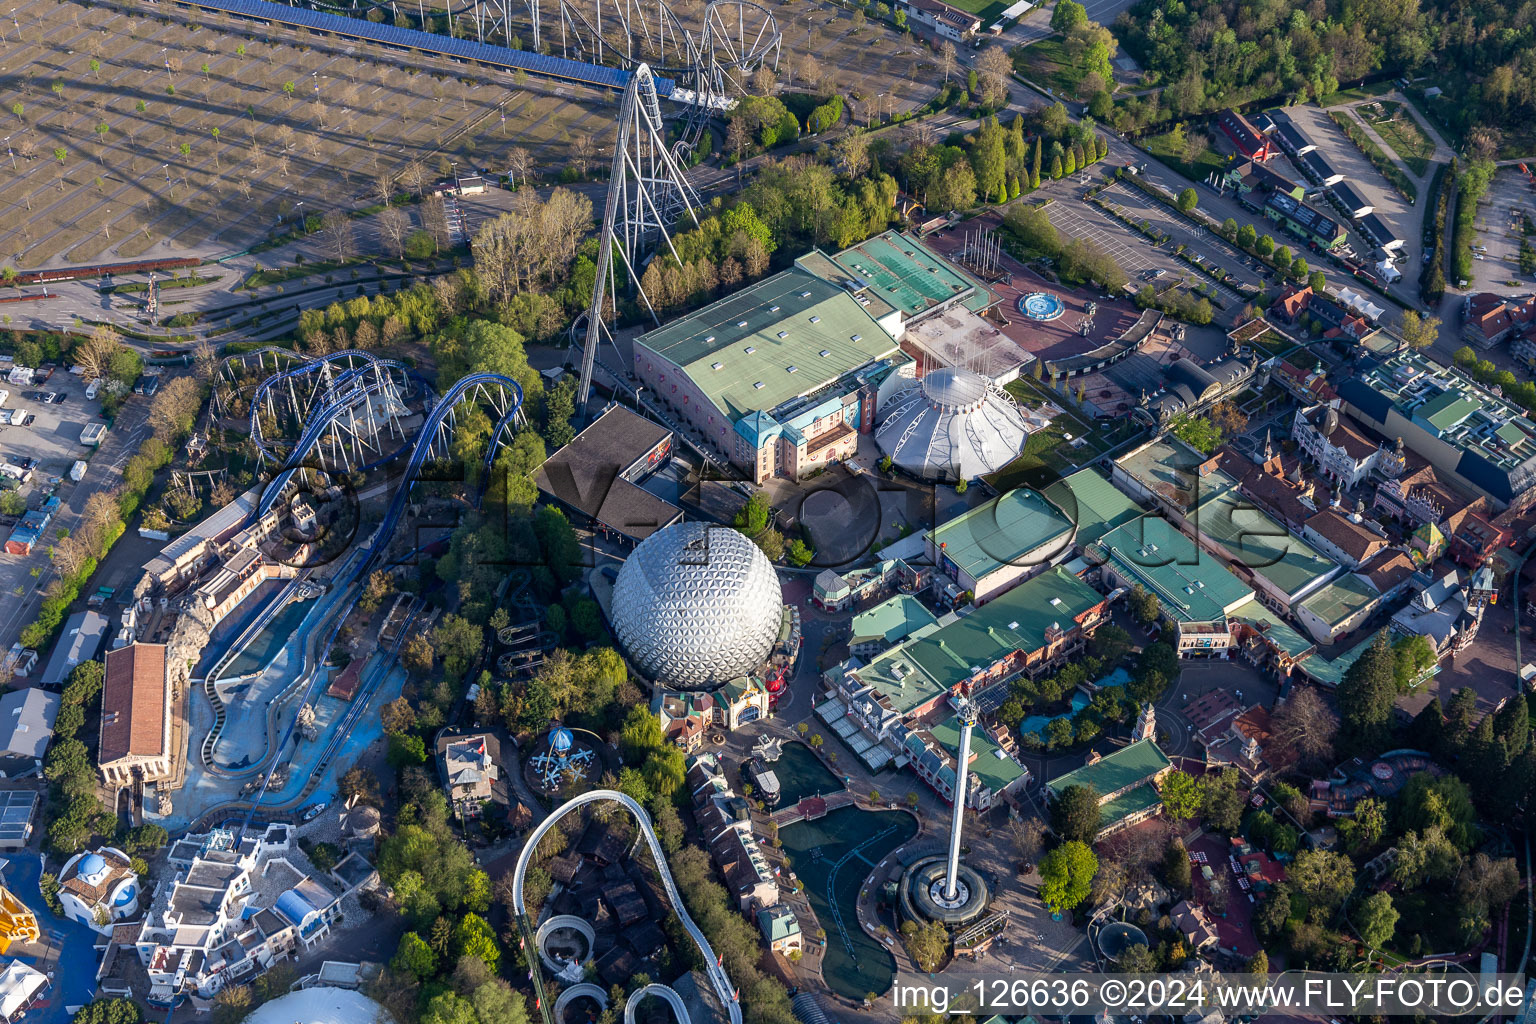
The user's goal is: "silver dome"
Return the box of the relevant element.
[611,522,783,690]
[875,367,1030,482]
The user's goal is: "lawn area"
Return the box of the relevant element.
[986,378,1121,490]
[943,0,1011,23]
[1363,100,1436,177]
[1317,79,1395,107]
[1140,127,1230,184]
[1011,38,1084,100]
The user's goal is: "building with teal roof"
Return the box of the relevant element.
[1338,350,1536,509]
[1042,467,1144,548]
[1295,629,1387,688]
[633,235,994,486]
[1295,572,1383,645]
[926,488,1077,603]
[1045,738,1173,840]
[849,594,941,658]
[829,568,1111,764]
[1192,469,1340,610]
[927,713,1029,808]
[881,566,1109,693]
[1088,514,1255,657]
[830,229,996,318]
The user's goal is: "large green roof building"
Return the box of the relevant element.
[1046,738,1173,840]
[926,488,1076,603]
[631,233,992,484]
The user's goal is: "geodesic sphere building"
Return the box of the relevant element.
[611,521,784,690]
[875,367,1031,482]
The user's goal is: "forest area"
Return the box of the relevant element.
[1112,0,1536,153]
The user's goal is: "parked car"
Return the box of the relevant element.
[50,393,68,403]
[39,392,57,403]
[21,391,40,402]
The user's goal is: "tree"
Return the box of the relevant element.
[1209,400,1248,438]
[1164,838,1192,892]
[1255,234,1274,257]
[1237,223,1257,249]
[1288,849,1355,917]
[321,209,357,264]
[1039,840,1098,914]
[902,918,949,971]
[1339,796,1386,856]
[1399,310,1441,351]
[377,206,409,259]
[71,999,143,1024]
[1391,633,1436,691]
[1393,827,1462,888]
[211,986,252,1024]
[1004,814,1046,867]
[1269,687,1337,770]
[1337,631,1397,750]
[937,40,958,83]
[401,635,433,678]
[1168,414,1223,453]
[421,991,478,1024]
[1176,187,1198,213]
[1159,770,1201,821]
[1050,0,1088,34]
[1118,942,1158,972]
[1198,769,1244,834]
[1356,891,1398,950]
[452,913,499,969]
[432,614,484,679]
[1050,784,1102,844]
[1127,583,1160,625]
[392,931,438,979]
[1309,270,1327,293]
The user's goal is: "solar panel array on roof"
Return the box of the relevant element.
[172,0,674,94]
[0,790,36,844]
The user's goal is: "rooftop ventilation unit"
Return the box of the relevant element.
[711,362,723,371]
[753,381,765,389]
[745,346,756,355]
[810,316,821,323]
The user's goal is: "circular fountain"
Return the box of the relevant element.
[1018,292,1067,321]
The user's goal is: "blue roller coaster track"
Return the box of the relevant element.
[164,0,677,95]
[248,348,429,483]
[235,368,524,839]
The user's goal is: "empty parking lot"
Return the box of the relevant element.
[1474,167,1536,291]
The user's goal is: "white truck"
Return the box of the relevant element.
[85,379,101,400]
[70,461,86,482]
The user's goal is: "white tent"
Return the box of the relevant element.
[0,961,46,1022]
[1337,287,1387,320]
[1374,262,1402,285]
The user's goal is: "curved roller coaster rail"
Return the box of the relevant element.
[514,790,743,1024]
[227,365,525,840]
